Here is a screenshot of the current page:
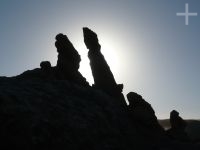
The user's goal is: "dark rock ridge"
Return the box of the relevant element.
[1,78,199,149]
[0,78,136,149]
[0,27,199,149]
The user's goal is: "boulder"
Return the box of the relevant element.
[167,110,190,142]
[127,92,164,132]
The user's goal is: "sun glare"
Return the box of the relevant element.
[100,39,120,77]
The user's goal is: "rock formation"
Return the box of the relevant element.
[40,61,53,79]
[83,27,125,106]
[15,33,89,87]
[40,61,51,70]
[55,33,89,86]
[167,110,190,142]
[170,110,187,130]
[127,92,164,131]
[0,27,199,149]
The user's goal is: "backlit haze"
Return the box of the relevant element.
[0,0,200,119]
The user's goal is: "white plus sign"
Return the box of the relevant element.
[176,3,198,25]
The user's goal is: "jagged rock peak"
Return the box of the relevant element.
[83,27,101,51]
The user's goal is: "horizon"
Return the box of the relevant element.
[0,0,200,119]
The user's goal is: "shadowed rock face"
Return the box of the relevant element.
[0,78,148,149]
[167,110,190,142]
[127,92,164,132]
[83,27,125,105]
[55,33,80,71]
[170,110,187,130]
[54,33,89,86]
[1,78,199,149]
[40,61,53,79]
[83,27,101,51]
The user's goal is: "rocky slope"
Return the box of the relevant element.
[0,77,199,149]
[0,77,142,149]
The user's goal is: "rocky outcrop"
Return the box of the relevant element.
[127,92,164,132]
[170,110,187,130]
[0,27,199,149]
[54,33,88,86]
[15,34,89,87]
[167,110,190,142]
[83,28,125,106]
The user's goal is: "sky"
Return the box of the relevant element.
[0,0,200,119]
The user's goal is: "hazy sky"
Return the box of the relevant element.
[0,0,200,119]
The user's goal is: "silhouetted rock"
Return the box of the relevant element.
[1,77,199,149]
[55,33,89,86]
[15,34,89,87]
[40,61,54,79]
[167,110,190,142]
[0,78,149,149]
[1,27,200,149]
[40,61,51,70]
[83,27,125,106]
[15,68,43,79]
[55,33,80,72]
[170,110,187,130]
[127,92,164,131]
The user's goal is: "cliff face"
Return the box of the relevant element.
[0,77,146,149]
